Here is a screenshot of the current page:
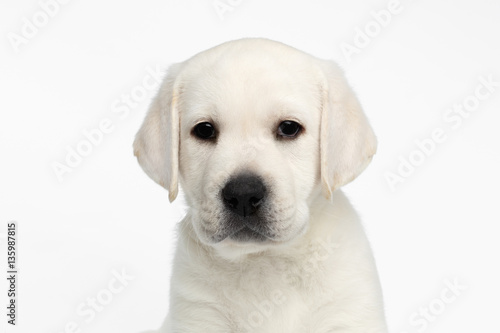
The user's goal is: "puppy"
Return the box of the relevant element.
[134,38,387,333]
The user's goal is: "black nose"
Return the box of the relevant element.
[222,174,266,217]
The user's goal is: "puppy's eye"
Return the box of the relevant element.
[193,122,216,140]
[277,121,302,138]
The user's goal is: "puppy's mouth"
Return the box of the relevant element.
[217,214,274,243]
[228,225,268,242]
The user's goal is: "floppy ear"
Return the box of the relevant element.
[318,61,377,200]
[133,64,182,202]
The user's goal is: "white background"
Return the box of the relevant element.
[1,0,499,332]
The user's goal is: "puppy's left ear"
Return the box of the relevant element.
[318,60,377,200]
[133,64,182,202]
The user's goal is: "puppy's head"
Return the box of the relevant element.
[134,39,376,255]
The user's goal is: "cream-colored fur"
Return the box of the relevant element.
[134,38,386,333]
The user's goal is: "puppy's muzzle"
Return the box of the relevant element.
[222,174,266,218]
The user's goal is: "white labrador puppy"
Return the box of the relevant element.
[134,38,387,333]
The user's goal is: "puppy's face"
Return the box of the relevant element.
[179,52,322,248]
[134,39,377,255]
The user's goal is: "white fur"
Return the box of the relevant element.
[134,38,387,333]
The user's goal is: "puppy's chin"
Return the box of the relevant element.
[199,221,310,262]
[211,236,281,261]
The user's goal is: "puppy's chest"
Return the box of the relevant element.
[209,256,333,332]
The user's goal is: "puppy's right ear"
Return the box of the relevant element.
[133,64,182,202]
